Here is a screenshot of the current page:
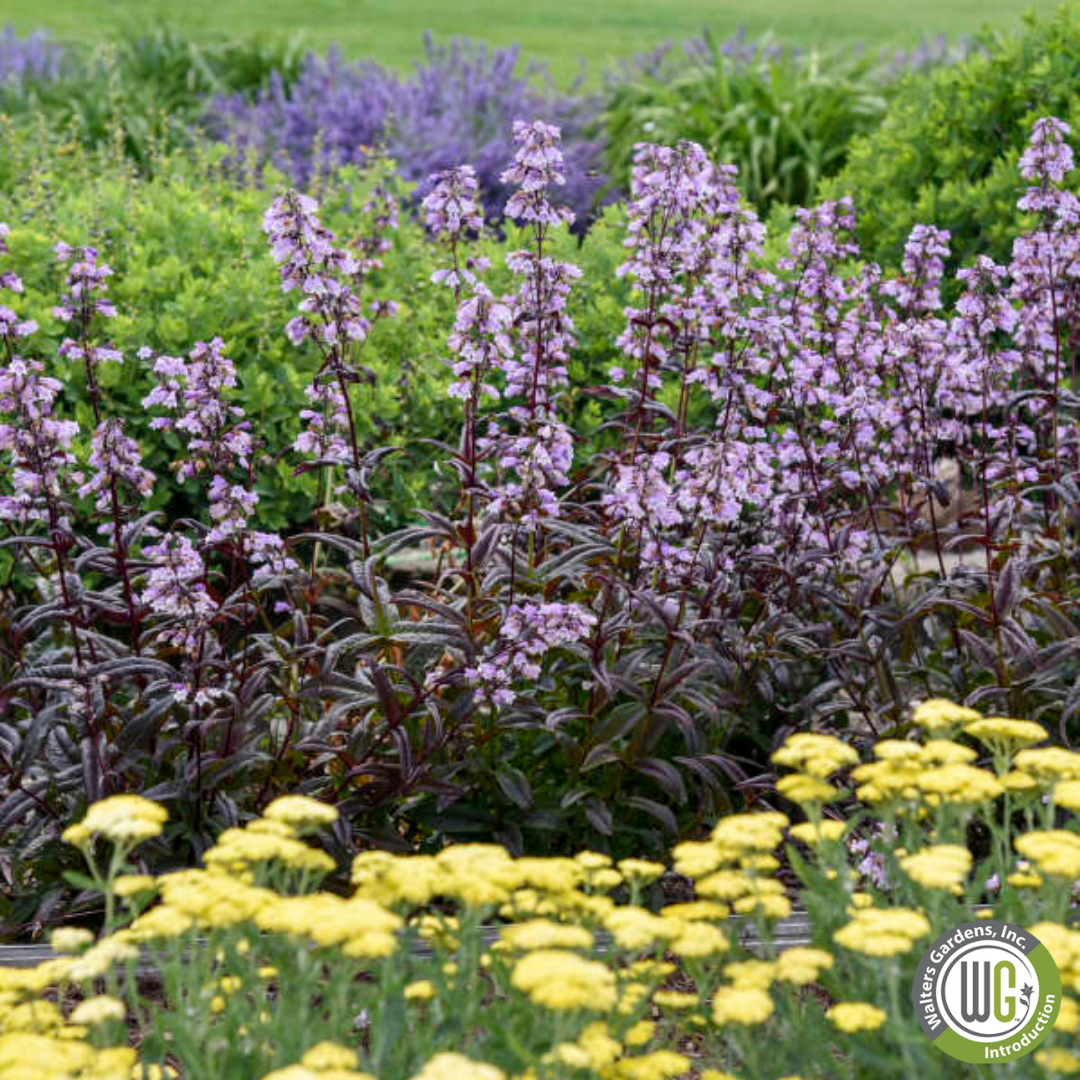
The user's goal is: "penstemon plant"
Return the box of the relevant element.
[4,116,1080,927]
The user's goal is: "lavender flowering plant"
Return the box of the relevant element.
[208,35,607,228]
[4,116,1080,927]
[0,25,64,86]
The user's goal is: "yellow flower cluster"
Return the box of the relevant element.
[899,844,971,892]
[1015,831,1080,880]
[60,795,167,850]
[671,811,792,920]
[826,1001,887,1032]
[6,694,1080,1080]
[833,907,931,957]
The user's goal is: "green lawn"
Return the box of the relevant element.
[1,0,1064,83]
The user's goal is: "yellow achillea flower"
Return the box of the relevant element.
[411,913,460,951]
[1015,747,1080,780]
[834,907,930,957]
[624,1020,655,1046]
[670,840,724,879]
[510,950,617,1011]
[912,699,981,731]
[409,1054,505,1080]
[724,959,777,988]
[900,844,972,891]
[497,919,593,952]
[1001,770,1039,792]
[263,795,338,833]
[61,794,167,849]
[1028,922,1080,989]
[64,935,138,981]
[603,908,680,950]
[1007,866,1044,889]
[159,869,273,928]
[710,812,789,851]
[617,858,665,885]
[1015,831,1080,879]
[789,820,846,845]
[246,819,296,839]
[403,980,436,1002]
[616,980,651,1016]
[660,900,729,921]
[771,732,858,778]
[776,947,834,985]
[694,869,752,900]
[738,853,780,871]
[1053,780,1080,810]
[547,1020,621,1069]
[775,773,838,804]
[205,828,335,875]
[608,1050,690,1080]
[873,739,923,761]
[256,894,402,958]
[435,845,521,906]
[653,990,699,1009]
[916,763,1004,804]
[113,874,156,898]
[2,1000,64,1033]
[711,985,774,1025]
[589,868,624,891]
[827,1001,887,1032]
[964,717,1047,750]
[668,921,729,958]
[851,758,922,804]
[49,927,94,954]
[734,892,793,919]
[575,851,612,870]
[920,739,977,765]
[701,1073,741,1080]
[648,989,699,1006]
[1056,996,1080,1032]
[127,904,194,942]
[300,1043,359,1070]
[1035,1048,1080,1074]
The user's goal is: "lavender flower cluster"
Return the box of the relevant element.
[3,114,1080,862]
[208,35,607,227]
[0,25,64,86]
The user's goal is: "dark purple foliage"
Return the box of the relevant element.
[0,26,64,85]
[208,35,608,227]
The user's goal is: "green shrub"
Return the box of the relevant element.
[822,3,1080,277]
[0,130,459,529]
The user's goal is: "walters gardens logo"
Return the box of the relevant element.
[911,920,1061,1064]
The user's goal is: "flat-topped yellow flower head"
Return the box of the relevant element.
[262,795,338,834]
[964,717,1047,750]
[827,1002,887,1032]
[912,698,981,732]
[61,795,167,850]
[900,844,972,891]
[772,732,858,778]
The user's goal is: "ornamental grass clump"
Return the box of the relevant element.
[4,697,1080,1079]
